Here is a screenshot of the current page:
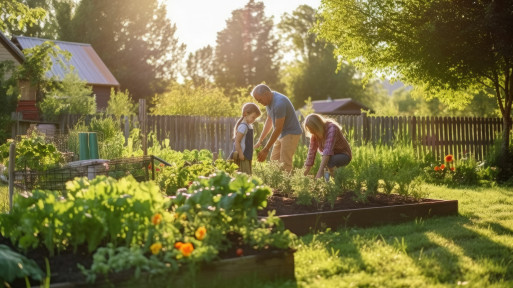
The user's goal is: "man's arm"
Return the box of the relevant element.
[255,115,272,147]
[257,117,285,162]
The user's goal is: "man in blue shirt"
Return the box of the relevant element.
[252,84,302,172]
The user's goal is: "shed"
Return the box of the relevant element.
[12,36,120,110]
[310,98,369,115]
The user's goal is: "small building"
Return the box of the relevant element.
[310,98,369,115]
[11,35,120,111]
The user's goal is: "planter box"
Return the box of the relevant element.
[48,250,295,288]
[278,199,458,236]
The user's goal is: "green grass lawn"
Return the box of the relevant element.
[2,183,512,287]
[277,184,513,288]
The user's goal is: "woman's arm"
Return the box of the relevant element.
[316,155,330,179]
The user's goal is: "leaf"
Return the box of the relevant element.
[0,244,44,283]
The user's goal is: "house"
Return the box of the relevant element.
[9,35,119,115]
[0,31,40,119]
[310,98,369,115]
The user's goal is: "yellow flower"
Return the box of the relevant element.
[150,242,162,255]
[152,213,162,225]
[179,242,194,257]
[195,227,207,240]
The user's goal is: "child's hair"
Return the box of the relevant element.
[233,103,262,139]
[303,113,342,140]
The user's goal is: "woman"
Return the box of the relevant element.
[303,113,352,179]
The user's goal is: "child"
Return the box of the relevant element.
[230,103,262,174]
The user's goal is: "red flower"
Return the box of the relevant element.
[445,155,454,163]
[236,248,243,256]
[152,213,162,225]
[434,166,440,171]
[440,164,446,170]
[450,167,455,171]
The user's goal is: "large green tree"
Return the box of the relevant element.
[278,5,376,108]
[317,0,513,178]
[215,0,281,94]
[61,0,185,102]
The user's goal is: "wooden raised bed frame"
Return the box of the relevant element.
[277,199,458,236]
[48,250,295,288]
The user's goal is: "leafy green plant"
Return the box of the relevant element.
[0,176,168,255]
[0,244,44,284]
[0,132,64,172]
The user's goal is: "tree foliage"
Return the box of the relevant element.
[215,0,281,93]
[60,0,185,102]
[0,0,46,34]
[151,83,255,117]
[185,45,215,88]
[278,5,380,109]
[39,72,96,121]
[317,0,513,177]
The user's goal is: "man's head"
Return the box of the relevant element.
[251,84,272,106]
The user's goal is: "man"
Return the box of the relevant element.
[252,84,302,172]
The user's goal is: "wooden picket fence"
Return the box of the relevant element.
[57,113,508,162]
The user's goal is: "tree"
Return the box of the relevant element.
[278,5,379,108]
[215,0,281,93]
[185,45,215,87]
[317,0,513,179]
[61,0,185,102]
[0,0,46,34]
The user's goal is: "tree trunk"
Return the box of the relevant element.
[498,95,512,182]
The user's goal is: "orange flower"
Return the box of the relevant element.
[152,213,162,225]
[450,167,455,171]
[445,154,454,163]
[195,227,207,240]
[148,164,152,170]
[440,164,446,170]
[150,242,162,255]
[174,241,184,249]
[434,166,440,171]
[159,163,164,167]
[179,242,194,257]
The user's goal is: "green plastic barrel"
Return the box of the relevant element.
[79,132,89,160]
[88,132,99,159]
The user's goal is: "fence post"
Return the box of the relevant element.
[8,142,15,212]
[361,112,369,144]
[139,99,147,156]
[124,115,130,146]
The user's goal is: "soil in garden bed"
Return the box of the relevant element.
[258,191,435,216]
[0,231,291,286]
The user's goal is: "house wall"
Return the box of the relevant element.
[92,85,115,110]
[0,43,21,79]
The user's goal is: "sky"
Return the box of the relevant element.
[164,0,322,55]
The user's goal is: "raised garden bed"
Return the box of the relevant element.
[259,192,458,236]
[45,250,295,288]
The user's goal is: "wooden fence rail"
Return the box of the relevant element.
[55,113,509,162]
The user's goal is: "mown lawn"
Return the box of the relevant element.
[255,184,513,288]
[2,183,512,287]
